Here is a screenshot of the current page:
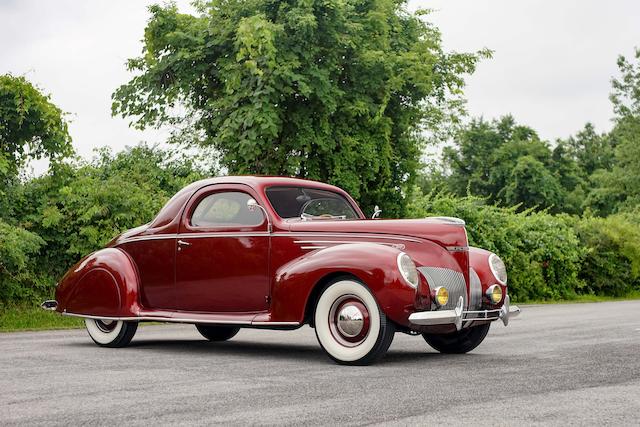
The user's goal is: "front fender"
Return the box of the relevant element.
[469,246,506,307]
[55,248,141,317]
[269,243,417,325]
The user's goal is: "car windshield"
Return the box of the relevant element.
[266,186,359,220]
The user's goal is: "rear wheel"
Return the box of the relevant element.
[85,319,138,348]
[314,278,395,365]
[195,324,240,341]
[422,323,491,354]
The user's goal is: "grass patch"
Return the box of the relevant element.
[522,291,640,305]
[0,305,83,332]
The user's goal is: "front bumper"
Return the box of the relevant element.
[408,295,520,331]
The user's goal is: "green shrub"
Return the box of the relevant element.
[407,189,585,301]
[575,215,640,296]
[0,221,49,305]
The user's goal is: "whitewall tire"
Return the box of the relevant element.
[314,278,395,365]
[84,319,138,348]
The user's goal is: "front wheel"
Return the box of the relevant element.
[85,319,138,348]
[422,323,491,354]
[314,278,395,365]
[195,324,240,341]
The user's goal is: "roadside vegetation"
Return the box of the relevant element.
[1,1,639,330]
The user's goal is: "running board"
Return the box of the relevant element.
[61,311,301,327]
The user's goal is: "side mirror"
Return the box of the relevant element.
[372,205,382,219]
[247,198,272,232]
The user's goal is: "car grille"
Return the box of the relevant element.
[417,266,467,310]
[468,268,483,310]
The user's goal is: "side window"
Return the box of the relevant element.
[191,192,264,227]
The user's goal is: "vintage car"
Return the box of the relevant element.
[42,176,520,365]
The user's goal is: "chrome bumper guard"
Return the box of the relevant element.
[408,295,521,331]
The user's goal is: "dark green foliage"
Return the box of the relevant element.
[558,123,614,178]
[442,115,586,214]
[112,1,487,217]
[575,215,640,296]
[0,221,47,303]
[0,75,73,174]
[0,74,73,217]
[581,49,640,215]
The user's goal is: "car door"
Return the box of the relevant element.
[175,185,270,313]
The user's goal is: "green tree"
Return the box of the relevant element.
[112,1,487,216]
[442,115,574,212]
[0,220,46,305]
[0,75,74,304]
[586,48,640,215]
[502,155,564,210]
[0,74,73,219]
[559,122,614,177]
[0,75,72,182]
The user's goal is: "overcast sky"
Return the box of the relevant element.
[1,0,639,174]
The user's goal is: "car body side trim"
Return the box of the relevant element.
[119,232,424,245]
[274,232,424,243]
[119,232,270,244]
[62,311,301,326]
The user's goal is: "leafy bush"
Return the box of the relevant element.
[0,221,48,305]
[408,189,586,301]
[575,215,640,296]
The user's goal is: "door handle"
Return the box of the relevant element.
[177,239,192,247]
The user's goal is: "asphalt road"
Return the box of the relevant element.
[2,301,640,426]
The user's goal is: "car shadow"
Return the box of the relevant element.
[130,338,327,361]
[70,337,478,365]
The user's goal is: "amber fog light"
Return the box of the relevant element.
[486,284,503,304]
[433,286,449,307]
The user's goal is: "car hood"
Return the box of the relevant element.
[286,217,468,249]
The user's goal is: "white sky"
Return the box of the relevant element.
[1,0,639,175]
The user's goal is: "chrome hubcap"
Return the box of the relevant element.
[329,295,371,347]
[336,305,364,337]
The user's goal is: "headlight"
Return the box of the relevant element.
[489,253,507,284]
[397,253,419,288]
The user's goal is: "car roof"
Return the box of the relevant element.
[188,175,346,192]
[148,175,363,229]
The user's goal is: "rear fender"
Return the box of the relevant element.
[55,248,141,317]
[269,243,416,325]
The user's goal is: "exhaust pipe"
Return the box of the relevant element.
[41,300,58,311]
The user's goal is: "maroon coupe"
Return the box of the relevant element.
[42,176,520,365]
